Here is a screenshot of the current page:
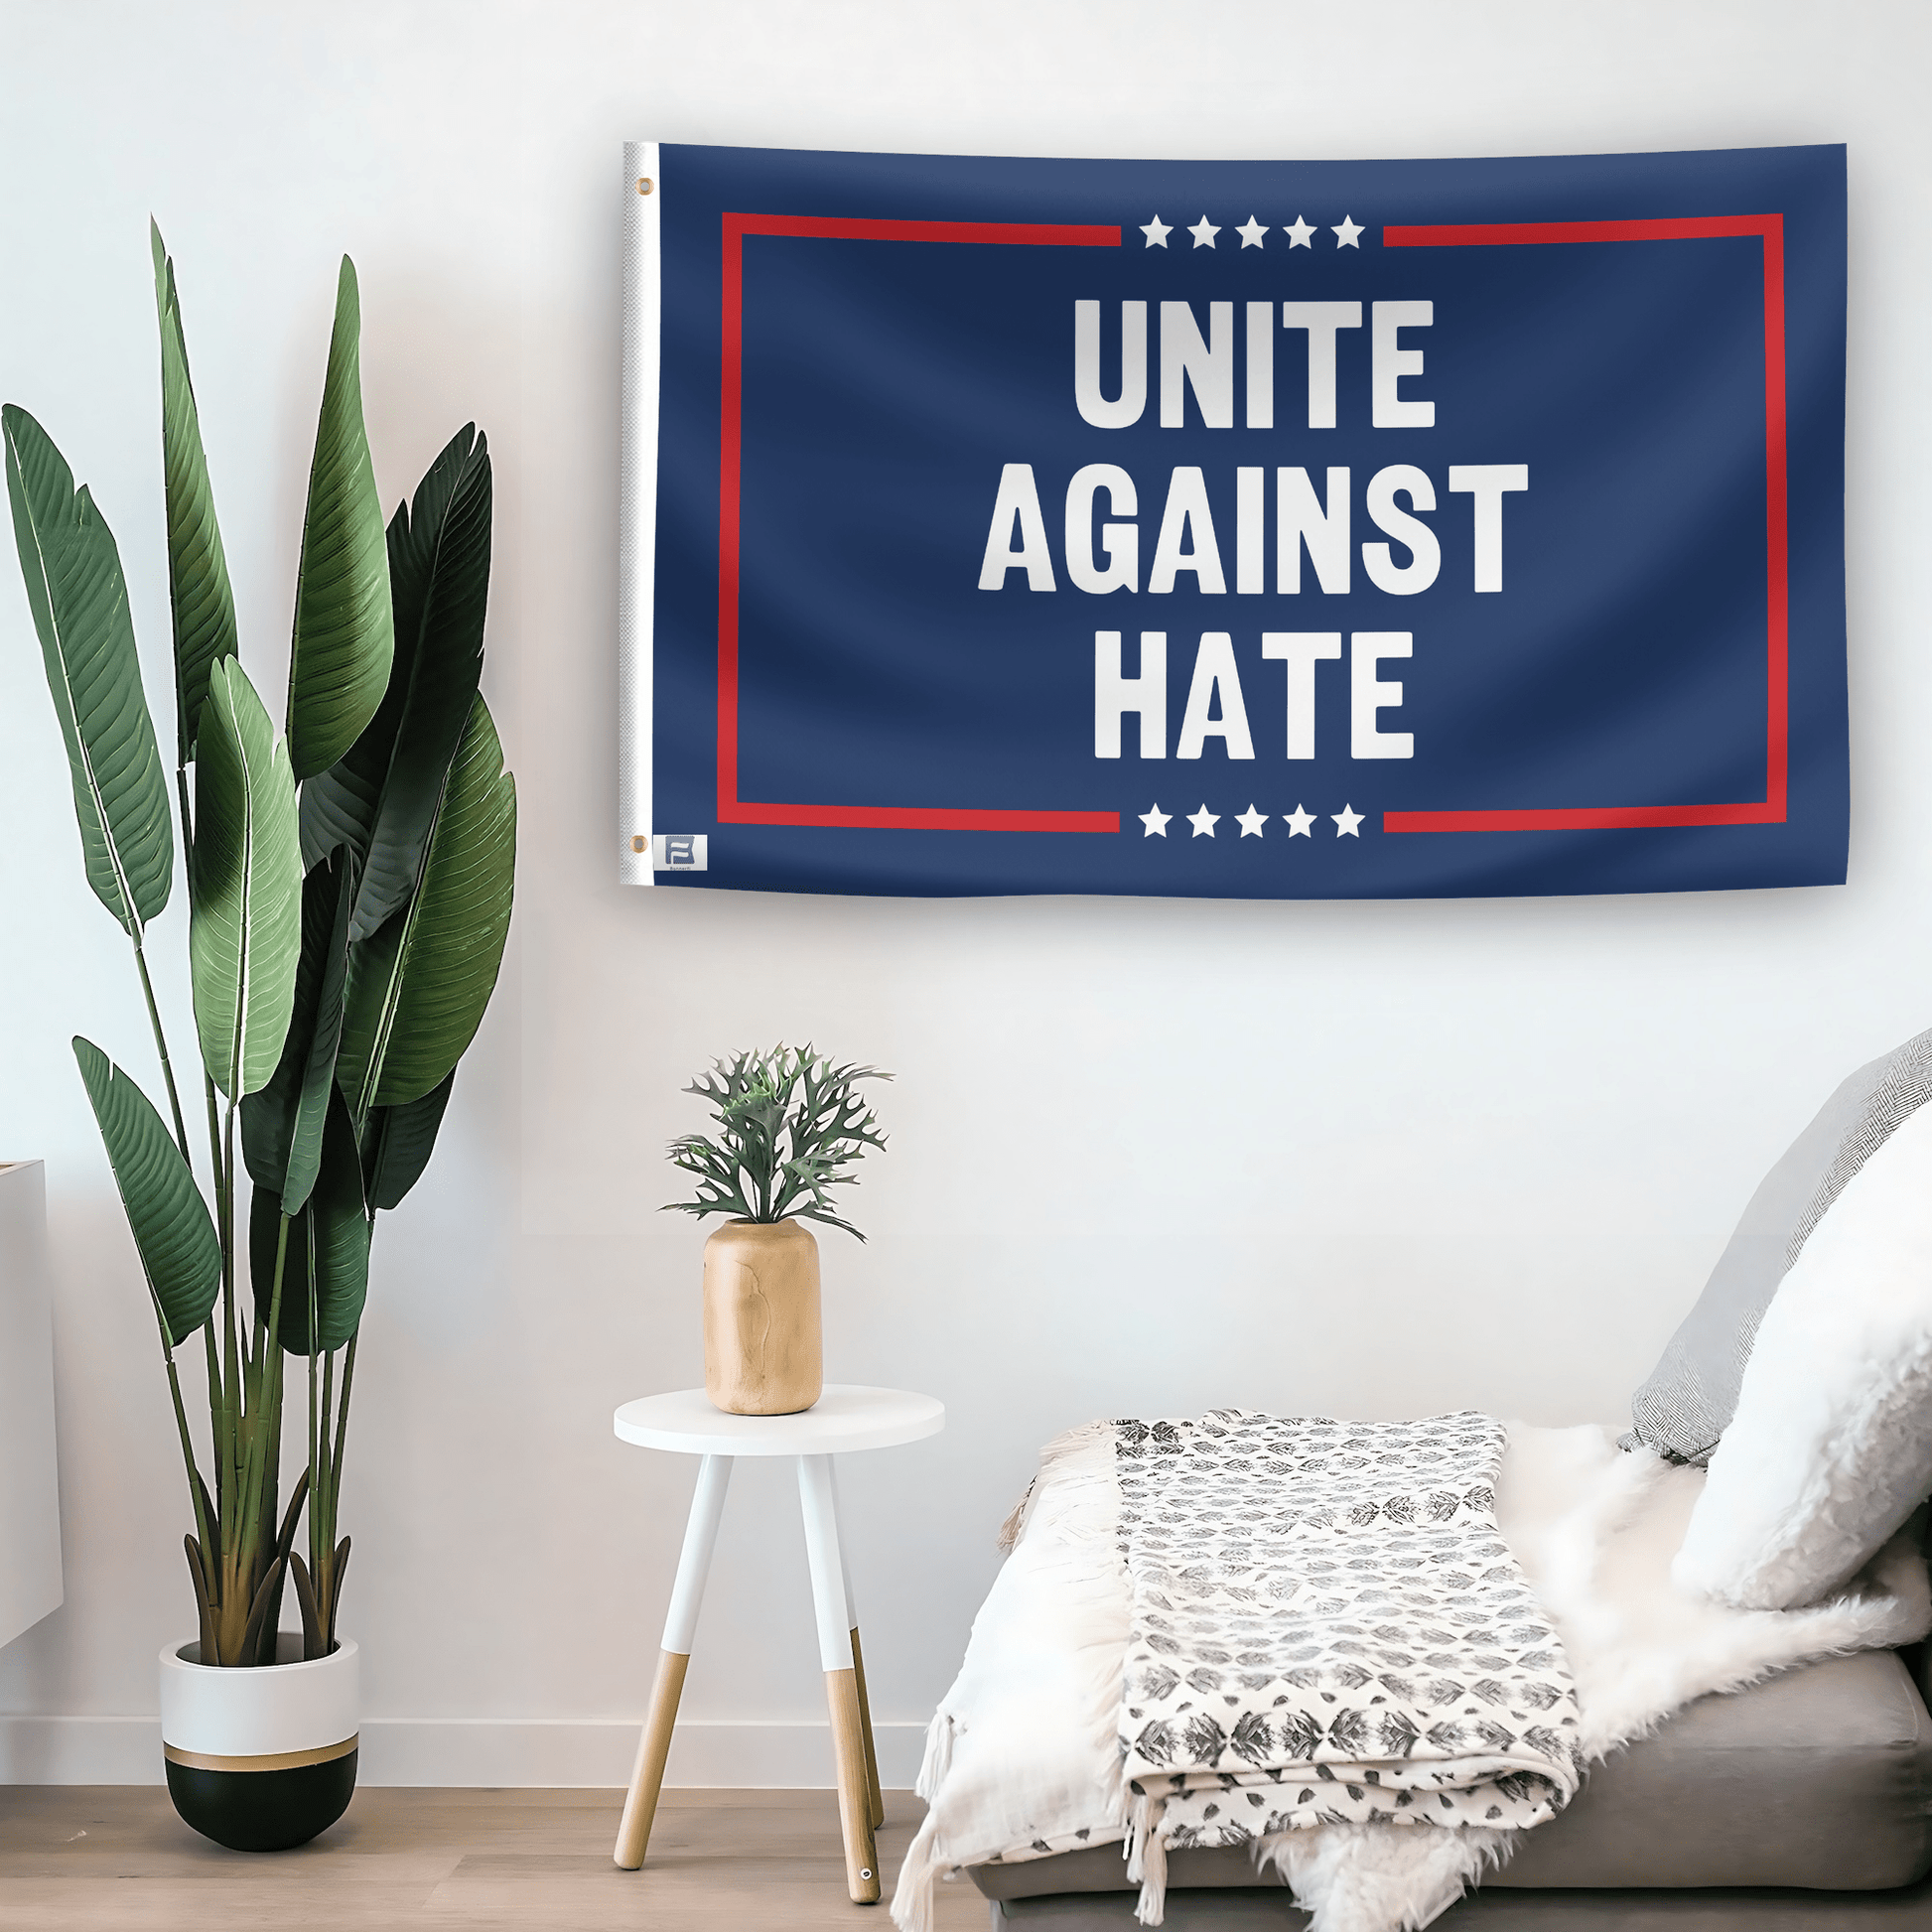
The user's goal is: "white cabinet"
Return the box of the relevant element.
[0,1162,62,1649]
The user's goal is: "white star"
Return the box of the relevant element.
[1141,213,1172,248]
[1236,804,1269,838]
[1235,216,1268,249]
[1139,802,1172,837]
[1188,215,1220,249]
[1332,215,1364,248]
[1332,803,1364,837]
[1284,804,1315,837]
[1284,215,1315,248]
[1187,804,1220,837]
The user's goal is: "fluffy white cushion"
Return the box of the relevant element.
[1674,1099,1932,1609]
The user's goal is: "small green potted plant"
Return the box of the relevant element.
[665,1045,889,1415]
[4,226,514,1851]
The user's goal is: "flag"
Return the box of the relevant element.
[620,142,1846,900]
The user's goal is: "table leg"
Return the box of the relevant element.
[614,1453,733,1870]
[829,1460,886,1830]
[798,1453,881,1904]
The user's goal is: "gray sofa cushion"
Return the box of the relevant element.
[1625,1029,1932,1465]
[970,1650,1932,1902]
[1495,1649,1932,1890]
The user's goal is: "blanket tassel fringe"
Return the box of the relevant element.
[1125,1790,1169,1926]
[914,1710,954,1804]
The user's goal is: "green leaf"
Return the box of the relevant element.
[287,257,392,780]
[250,1088,369,1355]
[240,849,354,1213]
[338,694,515,1115]
[73,1036,219,1347]
[150,223,237,765]
[3,405,174,936]
[190,658,302,1098]
[301,427,489,934]
[361,1069,455,1212]
[297,735,379,874]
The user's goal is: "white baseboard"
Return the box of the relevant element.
[0,1715,929,1788]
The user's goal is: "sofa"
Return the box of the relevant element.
[967,1590,1932,1928]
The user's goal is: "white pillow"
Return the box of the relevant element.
[1673,1097,1932,1609]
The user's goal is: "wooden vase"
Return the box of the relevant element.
[702,1219,823,1415]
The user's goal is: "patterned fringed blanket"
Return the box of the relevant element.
[1111,1411,1582,1916]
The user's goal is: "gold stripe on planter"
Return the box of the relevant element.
[164,1734,358,1774]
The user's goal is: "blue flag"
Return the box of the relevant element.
[620,141,1846,900]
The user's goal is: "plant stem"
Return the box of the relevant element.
[131,940,191,1167]
[235,1215,290,1575]
[122,903,223,1654]
[311,1342,337,1644]
[202,1319,224,1521]
[258,1315,286,1624]
[216,1099,239,1626]
[323,1333,356,1646]
[220,1096,239,1456]
[202,1072,225,1248]
[316,1345,337,1555]
[171,760,218,1608]
[332,1334,356,1514]
[162,1340,213,1571]
[306,1284,320,1549]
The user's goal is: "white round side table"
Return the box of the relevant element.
[610,1384,944,1902]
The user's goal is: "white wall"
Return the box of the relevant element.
[2,0,1928,1786]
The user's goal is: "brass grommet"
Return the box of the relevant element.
[630,835,648,853]
[637,177,653,196]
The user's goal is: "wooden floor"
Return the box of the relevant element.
[0,1787,991,1930]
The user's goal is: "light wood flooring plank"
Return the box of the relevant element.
[0,1786,989,1930]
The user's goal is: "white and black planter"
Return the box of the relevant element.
[159,1635,358,1852]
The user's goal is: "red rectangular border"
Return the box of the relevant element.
[716,212,1122,833]
[710,211,1787,841]
[1379,213,1788,835]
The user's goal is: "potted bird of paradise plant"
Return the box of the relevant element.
[3,224,515,1851]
